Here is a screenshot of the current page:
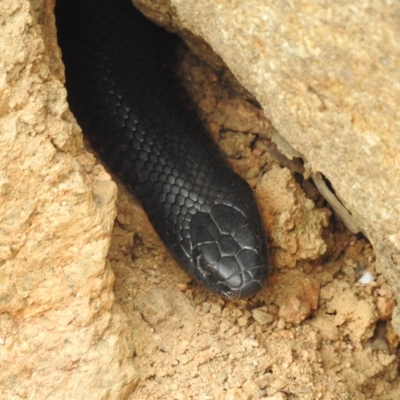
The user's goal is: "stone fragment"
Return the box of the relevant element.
[269,270,320,325]
[256,166,330,269]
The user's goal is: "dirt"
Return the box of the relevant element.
[106,47,400,399]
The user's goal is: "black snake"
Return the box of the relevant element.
[55,0,269,299]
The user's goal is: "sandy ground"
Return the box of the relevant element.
[105,46,400,399]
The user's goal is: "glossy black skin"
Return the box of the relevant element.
[55,0,269,299]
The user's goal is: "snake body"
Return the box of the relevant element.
[55,0,268,299]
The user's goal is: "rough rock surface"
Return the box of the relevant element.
[2,0,400,399]
[134,0,400,333]
[0,0,137,398]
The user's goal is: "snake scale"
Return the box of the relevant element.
[55,0,269,299]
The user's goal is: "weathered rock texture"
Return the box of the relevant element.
[134,0,400,332]
[0,0,137,398]
[2,0,400,398]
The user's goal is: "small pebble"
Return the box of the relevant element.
[358,271,374,284]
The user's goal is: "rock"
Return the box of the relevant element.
[329,285,379,343]
[0,0,137,398]
[134,0,400,333]
[251,307,274,326]
[256,165,330,269]
[307,312,341,342]
[376,296,396,321]
[269,270,320,325]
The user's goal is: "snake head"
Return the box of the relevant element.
[189,204,268,299]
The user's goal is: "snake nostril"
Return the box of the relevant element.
[193,241,221,278]
[219,285,233,299]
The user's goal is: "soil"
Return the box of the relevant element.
[106,47,400,399]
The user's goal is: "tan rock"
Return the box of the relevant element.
[330,285,379,343]
[256,165,330,269]
[0,0,137,398]
[269,270,320,325]
[376,296,396,321]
